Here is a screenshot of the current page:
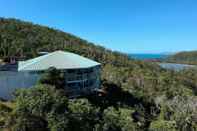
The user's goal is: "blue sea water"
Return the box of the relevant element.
[129,54,168,60]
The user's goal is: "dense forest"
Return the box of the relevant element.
[166,51,197,65]
[0,18,197,131]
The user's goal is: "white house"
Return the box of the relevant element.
[0,51,101,99]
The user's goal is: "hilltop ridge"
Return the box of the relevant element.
[166,51,197,65]
[0,18,132,66]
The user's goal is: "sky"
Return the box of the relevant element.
[0,0,197,53]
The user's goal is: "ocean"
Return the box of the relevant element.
[129,54,169,60]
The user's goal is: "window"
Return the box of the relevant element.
[68,83,77,88]
[67,69,75,74]
[88,79,95,87]
[84,80,89,87]
[77,69,83,75]
[88,68,94,73]
[67,82,83,89]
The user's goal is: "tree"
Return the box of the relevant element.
[11,84,69,131]
[101,107,137,131]
[149,120,177,131]
[12,114,48,131]
[67,99,100,131]
[39,67,65,89]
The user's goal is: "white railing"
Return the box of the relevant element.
[66,73,97,82]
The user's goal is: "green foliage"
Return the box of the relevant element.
[0,18,197,130]
[14,84,68,117]
[0,103,12,115]
[47,113,68,131]
[10,84,69,131]
[166,51,197,65]
[0,18,132,67]
[149,120,177,131]
[39,67,65,89]
[101,107,137,131]
[0,102,12,127]
[68,99,99,115]
[67,99,100,131]
[12,114,48,131]
[164,96,197,131]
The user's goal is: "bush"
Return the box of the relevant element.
[0,102,12,127]
[11,84,69,131]
[39,67,65,89]
[67,99,100,131]
[149,120,177,131]
[102,107,137,131]
[14,84,68,117]
[12,114,48,131]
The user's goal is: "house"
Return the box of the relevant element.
[0,51,101,99]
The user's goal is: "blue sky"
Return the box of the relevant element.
[0,0,197,53]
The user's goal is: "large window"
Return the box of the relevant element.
[67,69,76,74]
[67,79,95,90]
[76,69,83,75]
[67,82,83,89]
[88,79,95,87]
[84,79,95,88]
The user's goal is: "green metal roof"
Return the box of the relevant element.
[18,51,101,71]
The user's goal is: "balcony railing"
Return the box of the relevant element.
[66,73,97,82]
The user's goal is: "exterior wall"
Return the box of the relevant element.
[0,66,101,100]
[64,66,101,97]
[0,71,40,100]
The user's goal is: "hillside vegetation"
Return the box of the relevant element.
[166,51,197,65]
[0,18,197,131]
[0,18,135,67]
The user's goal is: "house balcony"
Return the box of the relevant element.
[66,73,97,83]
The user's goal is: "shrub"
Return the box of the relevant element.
[149,120,177,131]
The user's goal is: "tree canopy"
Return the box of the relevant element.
[0,18,197,131]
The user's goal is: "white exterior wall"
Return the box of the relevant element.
[0,66,101,100]
[0,71,41,100]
